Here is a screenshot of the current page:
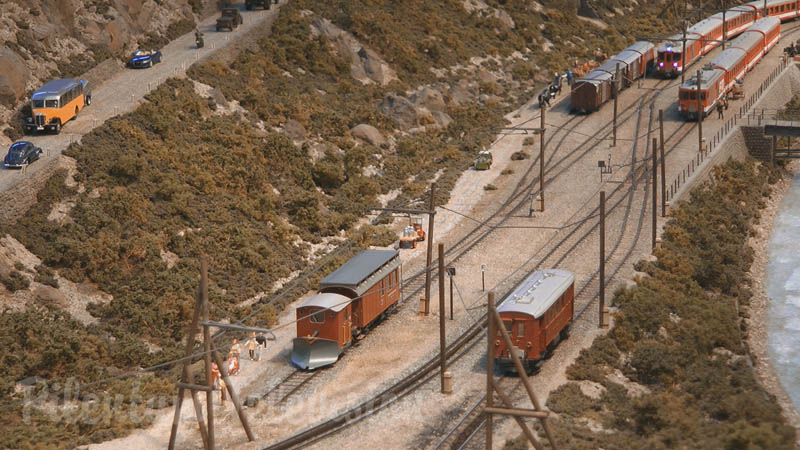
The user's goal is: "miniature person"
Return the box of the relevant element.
[211,362,220,389]
[566,70,574,85]
[248,332,257,360]
[717,100,724,119]
[219,378,227,406]
[230,338,240,359]
[255,333,267,349]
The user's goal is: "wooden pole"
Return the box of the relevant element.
[613,63,620,147]
[599,191,605,328]
[202,260,214,450]
[652,138,658,250]
[486,292,495,450]
[168,287,209,450]
[681,24,687,85]
[449,270,454,321]
[659,110,666,217]
[424,183,436,315]
[490,307,558,449]
[489,379,543,450]
[697,70,703,152]
[438,243,446,393]
[540,104,546,212]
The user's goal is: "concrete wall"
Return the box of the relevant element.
[0,156,69,227]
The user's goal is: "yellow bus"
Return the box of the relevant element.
[24,78,91,134]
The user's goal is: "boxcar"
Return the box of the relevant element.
[494,269,574,373]
[292,249,401,370]
[570,41,654,114]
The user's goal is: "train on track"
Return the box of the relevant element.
[494,269,575,373]
[292,249,401,370]
[570,0,796,114]
[679,17,781,119]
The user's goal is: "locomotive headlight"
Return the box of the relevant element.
[659,62,664,67]
[673,62,679,68]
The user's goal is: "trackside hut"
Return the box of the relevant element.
[292,250,401,369]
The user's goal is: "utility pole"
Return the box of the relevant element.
[539,105,546,212]
[424,183,436,315]
[438,243,446,393]
[681,23,688,85]
[659,110,667,217]
[697,70,704,152]
[652,138,658,250]
[202,260,214,450]
[613,63,620,147]
[599,191,606,328]
[447,267,455,320]
[486,292,495,450]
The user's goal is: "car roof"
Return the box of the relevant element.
[10,141,32,149]
[497,269,574,319]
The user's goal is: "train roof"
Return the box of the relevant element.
[610,41,655,65]
[31,78,83,100]
[297,292,351,312]
[679,66,726,91]
[744,16,780,34]
[729,31,764,55]
[687,16,722,37]
[497,269,574,319]
[320,249,400,296]
[657,34,684,53]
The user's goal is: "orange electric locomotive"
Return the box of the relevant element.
[679,17,780,120]
[292,249,401,370]
[494,269,575,373]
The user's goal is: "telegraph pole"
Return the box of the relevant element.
[599,191,606,328]
[613,63,620,147]
[659,110,666,217]
[697,70,703,152]
[424,183,436,315]
[652,138,658,250]
[681,23,688,85]
[539,105,546,212]
[438,243,446,393]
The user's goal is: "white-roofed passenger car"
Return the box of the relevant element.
[494,269,575,373]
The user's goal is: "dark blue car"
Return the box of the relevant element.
[4,141,42,169]
[127,49,162,68]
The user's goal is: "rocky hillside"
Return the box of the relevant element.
[0,0,213,142]
[0,0,721,447]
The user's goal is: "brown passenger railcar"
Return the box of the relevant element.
[494,269,575,373]
[292,249,401,370]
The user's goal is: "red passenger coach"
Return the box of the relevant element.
[292,249,401,370]
[749,0,800,21]
[494,269,574,373]
[679,17,780,119]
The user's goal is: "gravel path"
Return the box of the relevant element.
[0,3,281,194]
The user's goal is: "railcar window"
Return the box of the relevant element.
[517,323,525,337]
[504,321,513,333]
[380,279,385,296]
[310,310,325,324]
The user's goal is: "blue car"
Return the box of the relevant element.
[127,49,162,68]
[4,141,42,169]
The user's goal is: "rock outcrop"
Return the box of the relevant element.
[351,124,386,147]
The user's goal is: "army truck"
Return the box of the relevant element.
[474,150,492,170]
[216,8,243,31]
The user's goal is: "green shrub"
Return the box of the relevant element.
[2,270,30,292]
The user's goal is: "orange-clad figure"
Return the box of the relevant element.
[211,362,220,389]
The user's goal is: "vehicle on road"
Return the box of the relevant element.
[292,250,401,370]
[216,8,243,31]
[494,269,575,373]
[24,78,90,134]
[474,150,493,170]
[246,0,271,10]
[195,30,205,48]
[127,49,162,68]
[4,141,43,168]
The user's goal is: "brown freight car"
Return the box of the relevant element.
[292,249,401,370]
[570,41,655,114]
[494,269,574,373]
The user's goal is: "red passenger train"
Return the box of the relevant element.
[679,17,781,119]
[292,249,401,370]
[494,269,574,373]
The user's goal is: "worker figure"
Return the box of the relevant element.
[566,70,574,86]
[230,338,240,360]
[717,101,724,119]
[211,362,220,390]
[219,378,227,406]
[248,332,257,360]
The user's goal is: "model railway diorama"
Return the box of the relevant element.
[570,0,797,115]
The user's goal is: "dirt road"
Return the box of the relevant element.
[0,3,281,194]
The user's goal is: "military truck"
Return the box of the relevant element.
[216,8,243,31]
[246,0,270,9]
[474,150,492,170]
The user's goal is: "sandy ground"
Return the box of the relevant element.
[85,18,800,450]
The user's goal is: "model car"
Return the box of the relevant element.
[4,141,43,168]
[127,49,162,68]
[216,8,243,31]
